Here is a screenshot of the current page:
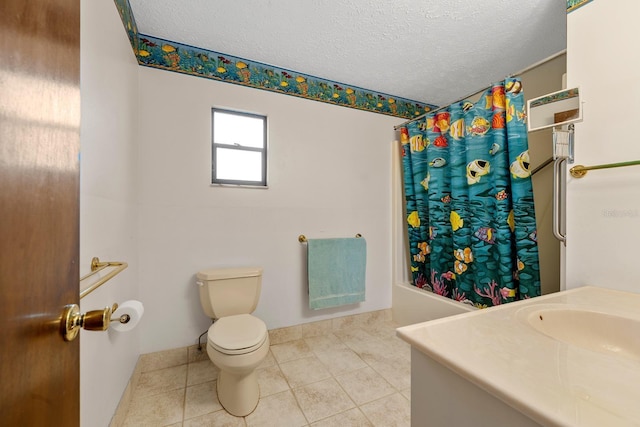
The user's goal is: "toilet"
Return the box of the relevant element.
[196,267,270,417]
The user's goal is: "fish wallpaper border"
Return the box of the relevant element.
[135,34,435,119]
[112,0,577,118]
[567,0,593,13]
[113,0,139,56]
[530,88,579,108]
[110,1,434,119]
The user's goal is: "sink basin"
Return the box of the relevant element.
[524,307,640,360]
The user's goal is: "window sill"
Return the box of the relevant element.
[210,183,269,189]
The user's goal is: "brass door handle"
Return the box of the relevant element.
[60,303,118,341]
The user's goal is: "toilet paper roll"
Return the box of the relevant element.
[110,300,144,332]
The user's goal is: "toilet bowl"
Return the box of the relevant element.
[206,314,270,416]
[196,267,269,417]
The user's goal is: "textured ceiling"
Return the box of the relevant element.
[127,0,566,107]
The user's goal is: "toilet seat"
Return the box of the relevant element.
[208,314,268,355]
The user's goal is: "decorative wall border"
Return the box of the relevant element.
[567,0,593,13]
[137,35,435,119]
[110,0,434,119]
[113,0,139,55]
[113,0,580,117]
[530,87,579,108]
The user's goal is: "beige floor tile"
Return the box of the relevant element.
[331,314,359,330]
[361,322,399,341]
[301,319,333,338]
[188,344,211,364]
[293,378,355,423]
[187,359,219,386]
[364,310,389,326]
[184,380,223,420]
[304,333,348,352]
[124,318,413,426]
[257,349,276,369]
[279,356,331,389]
[367,358,411,391]
[268,325,302,345]
[345,336,390,360]
[183,409,245,427]
[256,364,290,397]
[123,388,184,426]
[353,311,387,329]
[134,364,187,398]
[310,408,373,427]
[385,338,411,362]
[333,329,377,353]
[359,393,410,427]
[270,339,313,363]
[245,390,307,427]
[335,367,396,406]
[138,347,188,373]
[377,332,411,350]
[313,347,367,376]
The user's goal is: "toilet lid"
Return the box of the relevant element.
[208,314,268,355]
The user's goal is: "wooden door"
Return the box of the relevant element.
[0,0,80,425]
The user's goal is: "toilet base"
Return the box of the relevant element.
[206,317,270,417]
[216,369,260,417]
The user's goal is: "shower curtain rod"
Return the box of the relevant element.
[393,49,567,130]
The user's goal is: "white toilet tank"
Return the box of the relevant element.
[196,267,263,319]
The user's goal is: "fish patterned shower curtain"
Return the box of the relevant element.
[400,78,540,308]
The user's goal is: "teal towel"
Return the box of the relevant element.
[307,237,366,310]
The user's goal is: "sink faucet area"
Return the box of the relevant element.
[396,286,640,426]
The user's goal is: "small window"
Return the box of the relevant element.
[212,108,267,186]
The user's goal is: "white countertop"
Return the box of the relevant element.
[396,286,640,426]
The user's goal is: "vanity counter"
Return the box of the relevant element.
[397,286,640,426]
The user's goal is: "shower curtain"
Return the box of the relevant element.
[400,78,540,308]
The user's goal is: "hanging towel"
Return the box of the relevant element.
[307,237,366,310]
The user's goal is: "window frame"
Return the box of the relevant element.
[211,108,267,187]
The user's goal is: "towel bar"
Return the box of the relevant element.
[570,159,640,178]
[79,257,128,299]
[298,234,362,243]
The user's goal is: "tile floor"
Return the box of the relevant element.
[121,320,411,426]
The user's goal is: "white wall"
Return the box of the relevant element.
[79,1,140,426]
[521,54,566,296]
[137,67,402,353]
[566,0,640,293]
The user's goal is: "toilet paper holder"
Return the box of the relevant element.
[60,302,132,341]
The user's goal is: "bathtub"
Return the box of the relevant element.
[392,282,477,327]
[390,144,477,327]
